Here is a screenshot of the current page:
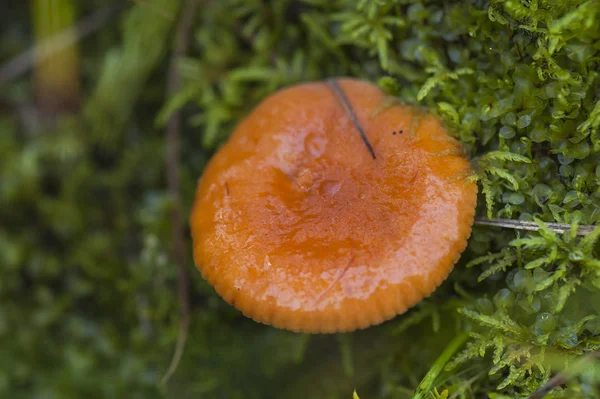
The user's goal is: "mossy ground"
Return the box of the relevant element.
[1,0,599,398]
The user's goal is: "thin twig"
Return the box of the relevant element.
[0,2,125,84]
[529,352,600,399]
[474,217,597,236]
[160,0,200,387]
[326,78,377,160]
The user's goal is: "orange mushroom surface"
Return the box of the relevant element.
[190,78,477,333]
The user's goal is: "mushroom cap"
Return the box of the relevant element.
[190,78,477,333]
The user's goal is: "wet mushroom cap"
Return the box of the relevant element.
[190,78,477,333]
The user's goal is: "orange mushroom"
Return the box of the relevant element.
[190,78,477,333]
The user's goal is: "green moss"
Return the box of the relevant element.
[1,0,599,398]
